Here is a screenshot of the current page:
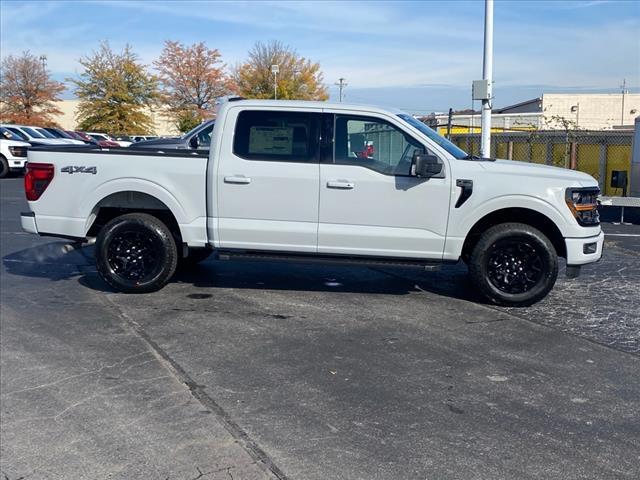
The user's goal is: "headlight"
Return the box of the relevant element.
[8,146,28,157]
[565,187,600,226]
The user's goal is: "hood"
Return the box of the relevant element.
[28,138,73,146]
[0,139,31,147]
[480,159,597,187]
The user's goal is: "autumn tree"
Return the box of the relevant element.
[0,51,65,126]
[233,41,328,101]
[154,40,233,132]
[70,42,159,134]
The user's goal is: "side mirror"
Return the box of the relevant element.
[189,135,199,149]
[411,152,442,177]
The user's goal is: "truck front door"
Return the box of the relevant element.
[216,108,321,252]
[318,112,450,259]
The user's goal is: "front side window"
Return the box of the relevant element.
[233,110,320,162]
[333,115,425,176]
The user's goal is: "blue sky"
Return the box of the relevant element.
[1,0,639,113]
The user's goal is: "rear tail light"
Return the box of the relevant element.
[25,163,55,201]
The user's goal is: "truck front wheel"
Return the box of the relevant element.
[468,223,558,307]
[0,155,9,178]
[96,213,178,293]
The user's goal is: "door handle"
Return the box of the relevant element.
[327,181,354,189]
[224,176,251,184]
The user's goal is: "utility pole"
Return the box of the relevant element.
[480,0,494,157]
[335,77,348,102]
[271,64,279,100]
[621,78,627,126]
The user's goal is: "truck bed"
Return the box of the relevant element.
[24,146,210,246]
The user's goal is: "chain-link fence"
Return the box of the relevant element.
[449,130,634,195]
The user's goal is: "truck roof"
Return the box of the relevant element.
[219,99,406,116]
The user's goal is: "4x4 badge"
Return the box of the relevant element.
[61,166,97,174]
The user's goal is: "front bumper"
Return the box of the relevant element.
[21,212,38,234]
[565,230,604,266]
[8,158,26,170]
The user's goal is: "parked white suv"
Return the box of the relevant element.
[1,124,80,145]
[20,100,603,306]
[0,137,30,177]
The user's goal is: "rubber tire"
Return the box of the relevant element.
[468,222,558,307]
[96,213,178,293]
[178,248,211,270]
[0,155,9,178]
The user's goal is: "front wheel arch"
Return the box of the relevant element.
[461,207,566,263]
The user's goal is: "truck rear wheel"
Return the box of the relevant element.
[96,213,178,293]
[468,223,558,307]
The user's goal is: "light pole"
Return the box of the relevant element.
[621,78,627,126]
[480,0,494,158]
[271,64,279,100]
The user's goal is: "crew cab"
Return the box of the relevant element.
[20,100,603,306]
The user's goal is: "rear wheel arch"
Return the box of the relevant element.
[87,191,183,249]
[461,207,566,262]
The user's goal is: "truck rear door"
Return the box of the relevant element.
[216,108,321,252]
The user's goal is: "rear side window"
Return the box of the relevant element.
[233,110,320,162]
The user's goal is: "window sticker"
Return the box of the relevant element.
[248,126,293,155]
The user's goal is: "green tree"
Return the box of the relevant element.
[233,41,328,101]
[70,42,159,134]
[154,40,233,131]
[0,51,65,126]
[175,109,202,133]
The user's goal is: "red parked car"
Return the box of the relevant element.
[71,131,120,148]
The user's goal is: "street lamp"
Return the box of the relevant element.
[571,104,579,128]
[271,64,279,100]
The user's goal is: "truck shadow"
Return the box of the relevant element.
[3,241,476,301]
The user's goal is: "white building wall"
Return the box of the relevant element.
[53,100,179,135]
[542,93,640,130]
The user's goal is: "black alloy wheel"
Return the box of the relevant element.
[486,238,544,294]
[469,222,558,307]
[96,213,178,293]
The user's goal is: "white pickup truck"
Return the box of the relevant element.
[21,100,603,306]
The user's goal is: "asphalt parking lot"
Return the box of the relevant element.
[1,175,639,480]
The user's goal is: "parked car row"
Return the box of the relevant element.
[0,120,216,178]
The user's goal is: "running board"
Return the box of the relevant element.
[215,250,442,271]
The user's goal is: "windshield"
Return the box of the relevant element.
[6,127,28,140]
[182,120,213,139]
[397,114,467,159]
[21,127,46,138]
[35,128,56,138]
[1,127,23,141]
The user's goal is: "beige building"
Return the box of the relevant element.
[433,93,640,133]
[54,100,179,135]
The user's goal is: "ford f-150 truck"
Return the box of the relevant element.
[20,100,603,306]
